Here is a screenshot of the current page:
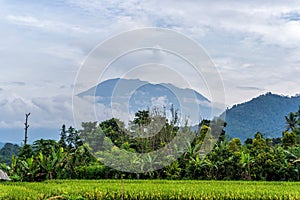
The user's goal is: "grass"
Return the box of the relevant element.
[0,180,300,199]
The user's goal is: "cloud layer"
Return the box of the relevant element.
[0,0,300,142]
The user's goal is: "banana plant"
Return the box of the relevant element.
[13,156,39,181]
[240,152,253,180]
[188,155,207,178]
[38,147,67,180]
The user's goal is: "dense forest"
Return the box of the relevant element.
[224,93,300,140]
[1,106,300,182]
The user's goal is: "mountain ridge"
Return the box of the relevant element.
[79,78,210,101]
[78,78,215,122]
[223,92,300,141]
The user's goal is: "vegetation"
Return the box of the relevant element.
[0,107,298,182]
[0,143,19,166]
[1,180,300,200]
[224,93,300,140]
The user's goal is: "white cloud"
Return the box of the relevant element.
[73,96,112,127]
[0,0,300,136]
[0,93,73,129]
[151,96,168,107]
[6,15,99,34]
[40,45,85,65]
[6,15,43,27]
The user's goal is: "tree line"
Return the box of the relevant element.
[0,107,300,181]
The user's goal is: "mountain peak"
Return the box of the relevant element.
[78,78,216,123]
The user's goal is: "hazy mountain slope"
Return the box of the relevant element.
[78,78,215,122]
[223,92,300,141]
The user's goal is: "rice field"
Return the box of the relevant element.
[0,180,299,200]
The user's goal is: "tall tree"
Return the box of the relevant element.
[66,126,83,150]
[58,124,67,148]
[79,122,105,152]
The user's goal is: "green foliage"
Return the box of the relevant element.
[74,163,109,179]
[282,131,296,149]
[285,107,300,144]
[0,143,19,165]
[133,110,151,126]
[9,131,96,181]
[67,126,83,149]
[163,160,181,179]
[240,152,253,180]
[6,107,300,182]
[18,144,33,159]
[227,138,242,153]
[79,122,105,152]
[251,132,268,156]
[32,139,59,156]
[58,124,67,149]
[100,118,127,148]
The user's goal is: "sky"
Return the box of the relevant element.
[0,0,300,143]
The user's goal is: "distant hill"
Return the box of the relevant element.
[0,142,19,165]
[223,92,300,141]
[0,142,4,149]
[78,78,219,123]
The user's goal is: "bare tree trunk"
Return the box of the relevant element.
[24,113,30,145]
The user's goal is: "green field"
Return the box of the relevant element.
[0,180,300,200]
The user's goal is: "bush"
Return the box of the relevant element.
[74,163,110,179]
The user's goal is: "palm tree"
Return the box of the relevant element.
[285,112,297,131]
[295,106,300,117]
